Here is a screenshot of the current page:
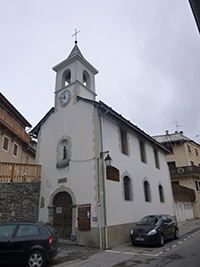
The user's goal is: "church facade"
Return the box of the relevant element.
[31,41,175,249]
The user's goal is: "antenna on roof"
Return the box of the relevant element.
[175,121,182,132]
[72,29,81,44]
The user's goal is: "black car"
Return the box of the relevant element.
[130,214,179,247]
[0,221,59,267]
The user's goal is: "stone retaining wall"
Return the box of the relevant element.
[0,182,41,223]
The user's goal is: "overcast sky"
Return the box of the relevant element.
[1,0,200,142]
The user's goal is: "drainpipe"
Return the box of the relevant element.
[97,157,102,250]
[98,107,109,249]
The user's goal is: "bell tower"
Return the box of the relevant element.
[53,35,98,107]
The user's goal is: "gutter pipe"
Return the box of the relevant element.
[98,107,109,249]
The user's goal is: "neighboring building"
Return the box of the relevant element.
[31,41,175,249]
[189,0,200,34]
[0,93,35,165]
[0,93,41,223]
[153,131,200,222]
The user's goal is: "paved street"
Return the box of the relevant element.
[49,219,200,267]
[3,219,200,267]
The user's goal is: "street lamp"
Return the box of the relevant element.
[100,151,113,167]
[104,154,112,167]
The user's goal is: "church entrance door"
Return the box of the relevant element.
[53,192,72,239]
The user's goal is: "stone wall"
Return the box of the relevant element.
[0,182,41,223]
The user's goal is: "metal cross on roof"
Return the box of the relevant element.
[72,29,81,44]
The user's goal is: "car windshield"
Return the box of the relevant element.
[137,216,160,226]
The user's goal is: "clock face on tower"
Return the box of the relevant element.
[59,90,71,106]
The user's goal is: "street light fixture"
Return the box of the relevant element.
[104,154,112,167]
[100,151,113,167]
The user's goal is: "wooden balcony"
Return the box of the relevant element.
[169,165,200,177]
[0,106,30,144]
[0,162,41,183]
[172,183,196,201]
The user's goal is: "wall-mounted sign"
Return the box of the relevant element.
[58,178,67,184]
[78,204,91,231]
[56,207,62,214]
[106,166,120,182]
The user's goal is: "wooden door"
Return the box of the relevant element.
[53,192,72,238]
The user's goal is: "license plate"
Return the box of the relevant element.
[135,237,145,241]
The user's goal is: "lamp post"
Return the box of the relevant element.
[98,151,113,249]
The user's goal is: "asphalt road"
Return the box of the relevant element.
[3,219,200,267]
[111,229,200,267]
[52,227,200,267]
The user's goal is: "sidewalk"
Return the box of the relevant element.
[177,218,200,236]
[50,218,200,267]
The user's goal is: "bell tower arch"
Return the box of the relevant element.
[53,39,98,106]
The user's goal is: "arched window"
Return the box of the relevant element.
[83,70,90,88]
[144,181,151,202]
[158,185,164,202]
[63,69,71,87]
[124,176,131,201]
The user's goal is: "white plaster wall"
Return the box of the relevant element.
[37,93,98,227]
[102,116,175,226]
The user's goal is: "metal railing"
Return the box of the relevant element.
[169,165,200,176]
[0,162,41,183]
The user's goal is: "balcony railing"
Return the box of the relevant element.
[0,162,41,183]
[169,165,200,176]
[0,106,30,144]
[172,183,195,201]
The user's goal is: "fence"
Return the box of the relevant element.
[0,162,41,182]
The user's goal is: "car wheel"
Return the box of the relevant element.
[158,234,164,247]
[27,250,46,267]
[174,228,179,239]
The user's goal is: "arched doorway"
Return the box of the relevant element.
[53,192,72,238]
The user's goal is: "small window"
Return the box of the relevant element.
[120,129,128,155]
[2,136,9,151]
[162,215,167,223]
[166,215,173,223]
[140,141,146,163]
[25,156,29,164]
[83,70,90,88]
[158,185,164,203]
[16,225,40,237]
[187,144,191,153]
[165,143,173,153]
[154,149,159,169]
[195,148,199,156]
[13,143,18,157]
[123,176,131,201]
[195,181,200,191]
[168,161,176,169]
[144,181,151,202]
[0,224,17,238]
[191,160,194,166]
[64,69,71,86]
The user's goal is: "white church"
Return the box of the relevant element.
[31,39,175,249]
